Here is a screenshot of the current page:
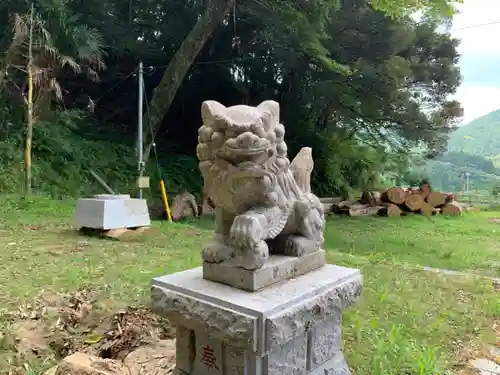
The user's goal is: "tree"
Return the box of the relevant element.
[0,0,465,198]
[1,0,106,195]
[142,0,236,163]
[141,0,463,166]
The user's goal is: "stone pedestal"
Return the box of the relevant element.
[203,250,326,292]
[151,263,362,375]
[73,194,150,230]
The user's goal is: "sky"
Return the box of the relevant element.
[451,0,500,124]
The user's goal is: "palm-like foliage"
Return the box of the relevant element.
[1,0,106,115]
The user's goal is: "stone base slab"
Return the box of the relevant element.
[202,250,326,291]
[73,195,150,230]
[151,264,362,375]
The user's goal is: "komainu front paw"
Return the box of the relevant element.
[201,234,234,263]
[229,213,268,270]
[229,214,264,249]
[232,240,269,270]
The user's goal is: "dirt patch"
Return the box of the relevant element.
[453,327,500,375]
[83,306,175,360]
[123,339,176,375]
[45,340,176,375]
[3,289,175,374]
[13,320,51,358]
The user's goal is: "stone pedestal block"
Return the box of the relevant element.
[151,264,362,375]
[203,251,326,292]
[73,194,151,230]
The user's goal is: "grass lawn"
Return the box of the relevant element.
[0,196,498,374]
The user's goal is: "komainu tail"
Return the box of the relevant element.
[289,147,313,194]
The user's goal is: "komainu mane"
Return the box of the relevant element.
[196,100,325,270]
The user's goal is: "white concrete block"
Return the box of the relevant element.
[73,195,151,230]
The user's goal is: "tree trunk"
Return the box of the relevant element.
[419,184,431,200]
[319,197,344,204]
[360,190,382,206]
[25,78,33,196]
[404,194,424,211]
[426,192,449,208]
[25,4,34,197]
[381,187,406,205]
[441,201,462,216]
[419,201,435,216]
[339,204,382,217]
[319,197,343,215]
[142,0,235,165]
[378,203,402,217]
[331,200,356,214]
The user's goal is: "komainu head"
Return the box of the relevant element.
[196,100,292,213]
[197,100,289,170]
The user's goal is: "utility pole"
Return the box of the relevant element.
[137,61,144,199]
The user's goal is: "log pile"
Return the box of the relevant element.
[326,185,465,217]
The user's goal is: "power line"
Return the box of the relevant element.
[452,20,500,31]
[88,56,259,104]
[93,69,137,101]
[148,55,267,70]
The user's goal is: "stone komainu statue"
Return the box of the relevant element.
[196,100,325,270]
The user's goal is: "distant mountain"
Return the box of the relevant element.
[424,156,500,193]
[447,108,500,159]
[421,109,500,192]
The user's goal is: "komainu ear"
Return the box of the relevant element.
[201,101,227,125]
[257,100,280,125]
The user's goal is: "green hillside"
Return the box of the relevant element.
[447,109,500,158]
[422,108,500,193]
[423,150,500,192]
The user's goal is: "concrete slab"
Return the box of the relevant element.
[73,195,150,230]
[469,358,500,375]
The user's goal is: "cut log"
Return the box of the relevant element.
[331,200,356,214]
[360,191,382,206]
[378,203,402,217]
[319,197,344,204]
[323,203,333,214]
[420,201,434,216]
[441,201,462,216]
[339,204,383,217]
[170,192,199,220]
[446,193,457,203]
[426,192,449,207]
[419,184,431,199]
[404,194,424,211]
[407,188,418,195]
[381,187,406,205]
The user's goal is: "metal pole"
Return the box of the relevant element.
[138,61,144,199]
[89,169,116,195]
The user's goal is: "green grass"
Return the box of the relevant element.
[324,214,500,277]
[0,196,498,374]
